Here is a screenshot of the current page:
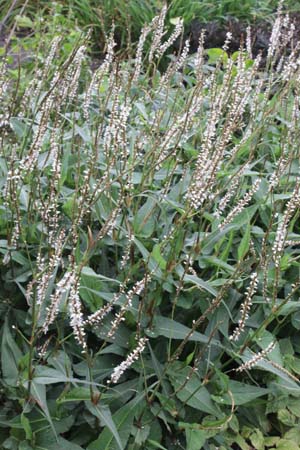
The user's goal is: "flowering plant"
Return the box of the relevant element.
[1,4,300,449]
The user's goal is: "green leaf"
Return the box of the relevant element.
[198,256,235,274]
[15,15,34,28]
[135,102,148,120]
[75,124,91,142]
[2,436,19,449]
[10,118,28,138]
[202,224,238,254]
[155,393,177,416]
[30,381,57,440]
[148,316,222,348]
[169,17,182,25]
[1,318,22,386]
[81,266,120,284]
[134,237,163,278]
[57,387,93,403]
[185,428,207,450]
[148,343,169,396]
[255,331,283,365]
[214,380,269,406]
[62,195,76,219]
[205,48,228,65]
[288,399,300,418]
[182,273,218,297]
[278,409,295,427]
[238,224,251,261]
[249,429,264,450]
[21,414,32,440]
[151,244,167,270]
[229,414,239,433]
[276,439,299,450]
[33,367,72,384]
[168,364,221,416]
[0,416,23,429]
[132,423,150,445]
[133,197,156,237]
[284,428,300,445]
[93,314,131,348]
[86,402,123,450]
[147,440,168,450]
[264,436,280,446]
[240,349,300,393]
[175,265,217,296]
[80,276,103,312]
[235,434,251,450]
[232,205,258,227]
[88,395,144,450]
[292,311,300,330]
[19,442,34,450]
[289,357,300,376]
[33,366,105,388]
[36,433,84,450]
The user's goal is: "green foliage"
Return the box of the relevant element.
[1,5,300,450]
[1,0,300,61]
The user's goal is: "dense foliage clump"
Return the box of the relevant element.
[1,3,300,450]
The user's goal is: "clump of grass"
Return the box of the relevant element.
[2,0,300,59]
[1,4,300,449]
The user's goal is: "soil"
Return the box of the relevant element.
[186,12,300,57]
